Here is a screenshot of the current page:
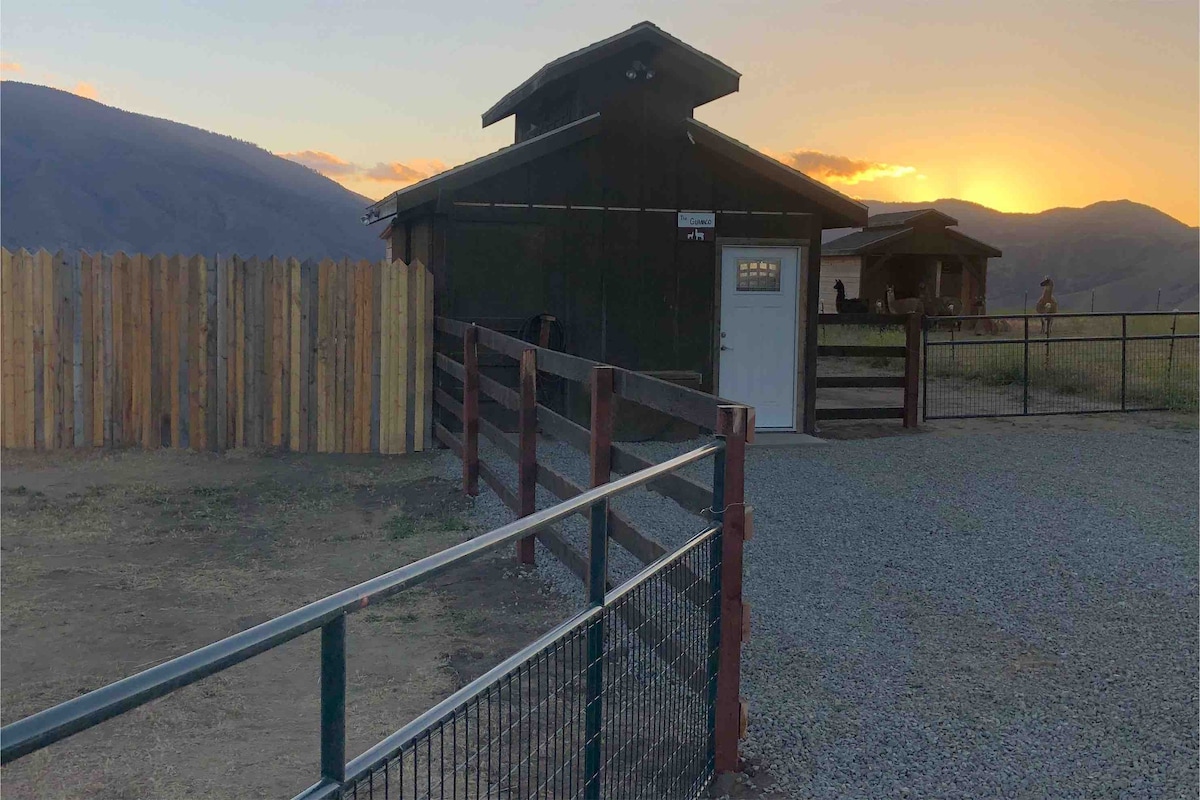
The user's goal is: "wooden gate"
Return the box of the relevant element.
[815,313,921,428]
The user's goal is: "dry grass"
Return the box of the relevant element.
[820,314,1199,411]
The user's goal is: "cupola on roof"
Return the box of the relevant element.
[481,21,741,128]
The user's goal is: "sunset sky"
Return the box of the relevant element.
[3,1,1197,224]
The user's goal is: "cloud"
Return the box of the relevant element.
[362,159,447,184]
[279,150,359,177]
[280,150,446,189]
[777,149,920,185]
[72,81,98,100]
[0,61,21,74]
[364,161,427,183]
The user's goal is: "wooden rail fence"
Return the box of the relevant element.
[816,312,921,427]
[0,249,432,453]
[433,318,754,766]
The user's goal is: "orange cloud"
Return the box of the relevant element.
[279,150,359,176]
[280,150,446,190]
[0,61,22,74]
[73,82,98,100]
[777,149,920,185]
[363,159,447,183]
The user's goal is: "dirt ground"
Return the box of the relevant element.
[0,448,573,799]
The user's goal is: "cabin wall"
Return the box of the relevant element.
[389,83,836,432]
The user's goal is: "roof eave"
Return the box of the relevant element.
[685,119,868,228]
[945,227,1003,258]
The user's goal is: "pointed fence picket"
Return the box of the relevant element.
[0,248,432,453]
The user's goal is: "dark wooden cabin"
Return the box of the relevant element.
[363,21,867,433]
[820,209,1002,314]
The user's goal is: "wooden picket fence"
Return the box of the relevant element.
[0,249,432,453]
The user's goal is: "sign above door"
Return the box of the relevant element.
[678,212,715,241]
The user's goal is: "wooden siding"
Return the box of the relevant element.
[0,249,432,453]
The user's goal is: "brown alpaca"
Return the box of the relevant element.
[1036,276,1058,335]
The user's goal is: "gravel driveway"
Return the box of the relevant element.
[440,417,1199,799]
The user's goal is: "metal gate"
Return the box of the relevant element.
[922,311,1199,420]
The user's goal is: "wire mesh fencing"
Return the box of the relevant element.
[923,312,1199,419]
[340,527,721,800]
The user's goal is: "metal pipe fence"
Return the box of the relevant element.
[922,311,1199,420]
[1,440,731,800]
[331,525,721,800]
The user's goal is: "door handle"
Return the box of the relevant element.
[721,345,732,351]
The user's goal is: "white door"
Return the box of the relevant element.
[718,246,801,430]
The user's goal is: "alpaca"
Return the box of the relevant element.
[928,296,964,331]
[834,279,870,314]
[885,286,923,316]
[1036,277,1058,335]
[932,296,963,316]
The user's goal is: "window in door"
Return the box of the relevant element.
[736,258,781,292]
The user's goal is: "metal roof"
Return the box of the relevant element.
[362,113,602,224]
[822,227,911,255]
[482,21,741,128]
[823,218,1003,257]
[867,209,958,229]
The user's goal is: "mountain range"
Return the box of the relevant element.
[839,199,1198,312]
[2,82,1195,311]
[0,82,380,260]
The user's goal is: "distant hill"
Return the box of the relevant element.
[828,198,1198,312]
[1,82,381,260]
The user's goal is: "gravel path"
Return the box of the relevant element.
[437,421,1199,799]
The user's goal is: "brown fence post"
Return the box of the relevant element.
[462,324,479,496]
[517,348,537,564]
[903,314,921,428]
[714,404,748,774]
[589,366,613,487]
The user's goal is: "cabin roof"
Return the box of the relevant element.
[362,113,602,224]
[685,119,868,228]
[867,208,959,229]
[363,114,868,228]
[481,21,741,128]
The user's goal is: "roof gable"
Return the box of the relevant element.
[482,21,740,128]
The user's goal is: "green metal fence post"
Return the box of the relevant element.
[320,615,347,786]
[1120,314,1127,410]
[583,497,608,800]
[706,445,726,770]
[1022,315,1030,415]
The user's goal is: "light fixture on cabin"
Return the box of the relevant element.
[626,60,654,81]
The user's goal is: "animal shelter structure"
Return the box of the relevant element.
[362,21,867,433]
[819,209,1002,314]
